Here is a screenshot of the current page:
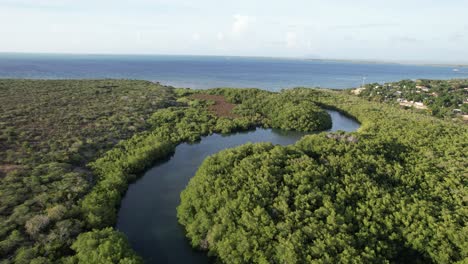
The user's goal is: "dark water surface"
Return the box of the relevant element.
[116,110,360,263]
[0,53,465,90]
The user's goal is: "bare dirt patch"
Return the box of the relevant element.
[0,164,21,178]
[190,94,238,118]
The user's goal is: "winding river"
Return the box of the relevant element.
[116,110,360,263]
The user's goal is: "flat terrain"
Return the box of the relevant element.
[0,79,176,165]
[0,79,177,263]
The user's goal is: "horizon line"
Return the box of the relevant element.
[1,51,468,67]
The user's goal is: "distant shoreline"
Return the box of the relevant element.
[1,52,467,68]
[304,58,468,68]
[1,53,465,90]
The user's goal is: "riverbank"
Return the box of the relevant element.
[0,81,334,263]
[116,110,359,263]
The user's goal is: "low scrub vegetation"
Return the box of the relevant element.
[0,80,331,263]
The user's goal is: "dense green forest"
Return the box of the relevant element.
[178,88,467,263]
[0,80,331,263]
[1,79,466,263]
[354,79,468,119]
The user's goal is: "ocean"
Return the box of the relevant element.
[0,53,465,90]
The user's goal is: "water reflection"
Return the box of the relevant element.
[116,110,360,263]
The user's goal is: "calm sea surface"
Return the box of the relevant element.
[0,53,465,90]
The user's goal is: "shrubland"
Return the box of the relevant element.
[2,79,465,263]
[0,80,176,263]
[0,80,331,263]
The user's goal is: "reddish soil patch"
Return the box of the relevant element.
[190,94,238,118]
[0,164,21,178]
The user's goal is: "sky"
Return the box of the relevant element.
[1,0,467,63]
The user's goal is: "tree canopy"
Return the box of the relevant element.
[0,80,332,262]
[178,88,467,263]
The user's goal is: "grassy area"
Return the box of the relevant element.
[0,80,177,263]
[0,79,176,167]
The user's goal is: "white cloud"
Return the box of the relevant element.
[1,1,467,62]
[232,14,251,36]
[2,0,75,8]
[136,31,143,41]
[286,32,297,48]
[192,32,201,41]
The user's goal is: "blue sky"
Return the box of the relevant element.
[1,0,467,63]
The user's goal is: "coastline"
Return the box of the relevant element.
[1,51,468,68]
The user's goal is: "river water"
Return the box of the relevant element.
[116,110,360,263]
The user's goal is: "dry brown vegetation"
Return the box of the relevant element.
[190,94,238,118]
[0,164,20,178]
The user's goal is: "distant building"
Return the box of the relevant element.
[414,102,426,108]
[416,85,430,92]
[399,100,428,109]
[351,87,366,95]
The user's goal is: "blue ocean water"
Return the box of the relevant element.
[0,53,465,90]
